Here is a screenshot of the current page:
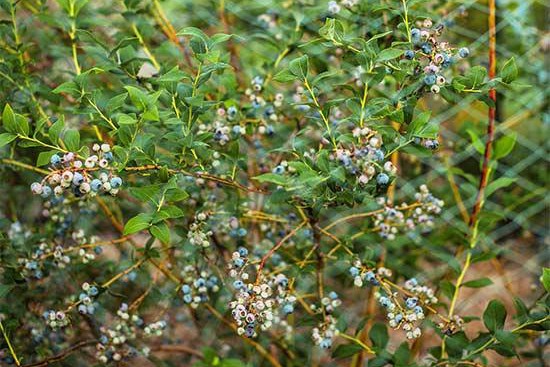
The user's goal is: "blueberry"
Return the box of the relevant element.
[404,50,415,60]
[349,266,359,277]
[233,257,244,267]
[423,74,436,86]
[90,179,102,192]
[282,303,294,314]
[411,28,421,43]
[319,338,332,348]
[237,228,247,237]
[103,152,113,161]
[72,172,84,186]
[406,297,418,309]
[458,47,469,58]
[181,284,191,294]
[420,42,432,54]
[272,165,284,174]
[237,246,248,257]
[88,286,99,296]
[50,154,61,166]
[183,294,193,303]
[233,280,244,289]
[110,176,122,188]
[376,173,390,186]
[328,291,338,300]
[41,185,52,198]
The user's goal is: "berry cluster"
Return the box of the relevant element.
[18,231,101,280]
[187,212,212,248]
[374,185,444,239]
[180,265,220,308]
[332,127,396,186]
[30,143,122,199]
[77,282,100,315]
[328,0,359,14]
[228,247,294,337]
[348,262,392,288]
[42,310,69,329]
[311,292,342,348]
[376,277,438,340]
[95,303,165,363]
[404,19,469,93]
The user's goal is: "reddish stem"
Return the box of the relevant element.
[469,0,497,227]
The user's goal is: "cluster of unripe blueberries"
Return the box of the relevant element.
[228,247,296,338]
[311,291,342,348]
[349,261,442,340]
[404,19,470,94]
[30,143,122,199]
[373,185,444,240]
[180,265,220,308]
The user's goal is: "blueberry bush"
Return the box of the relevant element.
[0,0,548,366]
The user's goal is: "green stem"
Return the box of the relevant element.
[339,332,375,355]
[303,78,337,150]
[0,319,21,366]
[402,0,412,43]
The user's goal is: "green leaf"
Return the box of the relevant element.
[462,278,493,288]
[512,297,529,324]
[0,284,14,298]
[494,133,516,159]
[369,323,389,349]
[468,66,488,87]
[2,104,17,133]
[157,67,189,83]
[542,267,550,293]
[319,18,345,43]
[123,213,153,235]
[0,133,17,148]
[273,69,297,83]
[288,55,309,80]
[118,114,137,125]
[64,129,80,151]
[124,86,150,111]
[48,118,65,145]
[485,177,516,197]
[150,222,170,244]
[483,300,507,333]
[466,129,485,154]
[377,48,404,62]
[37,151,57,167]
[253,173,288,186]
[15,114,30,136]
[52,81,80,96]
[331,343,363,359]
[408,111,438,138]
[500,57,518,83]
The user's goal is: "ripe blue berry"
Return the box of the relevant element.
[376,173,390,186]
[72,172,84,186]
[411,28,421,43]
[50,154,61,166]
[423,74,436,85]
[110,176,122,188]
[458,47,469,58]
[404,50,415,60]
[90,179,102,192]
